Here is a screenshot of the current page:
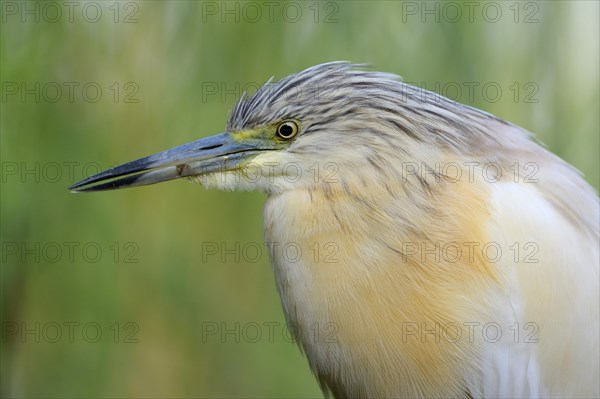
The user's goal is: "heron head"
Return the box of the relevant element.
[70,62,500,194]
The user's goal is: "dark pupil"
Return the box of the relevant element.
[279,124,294,137]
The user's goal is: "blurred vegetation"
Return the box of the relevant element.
[1,1,598,398]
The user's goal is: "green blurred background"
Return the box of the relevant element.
[1,1,598,398]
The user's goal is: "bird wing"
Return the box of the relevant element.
[478,156,599,398]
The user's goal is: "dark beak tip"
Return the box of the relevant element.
[67,185,88,193]
[68,180,91,192]
[69,187,88,194]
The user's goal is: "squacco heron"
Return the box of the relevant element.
[70,62,599,398]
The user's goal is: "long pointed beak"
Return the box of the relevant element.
[69,132,261,192]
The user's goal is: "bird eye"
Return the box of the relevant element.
[276,121,299,140]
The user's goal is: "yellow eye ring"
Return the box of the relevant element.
[276,120,299,140]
